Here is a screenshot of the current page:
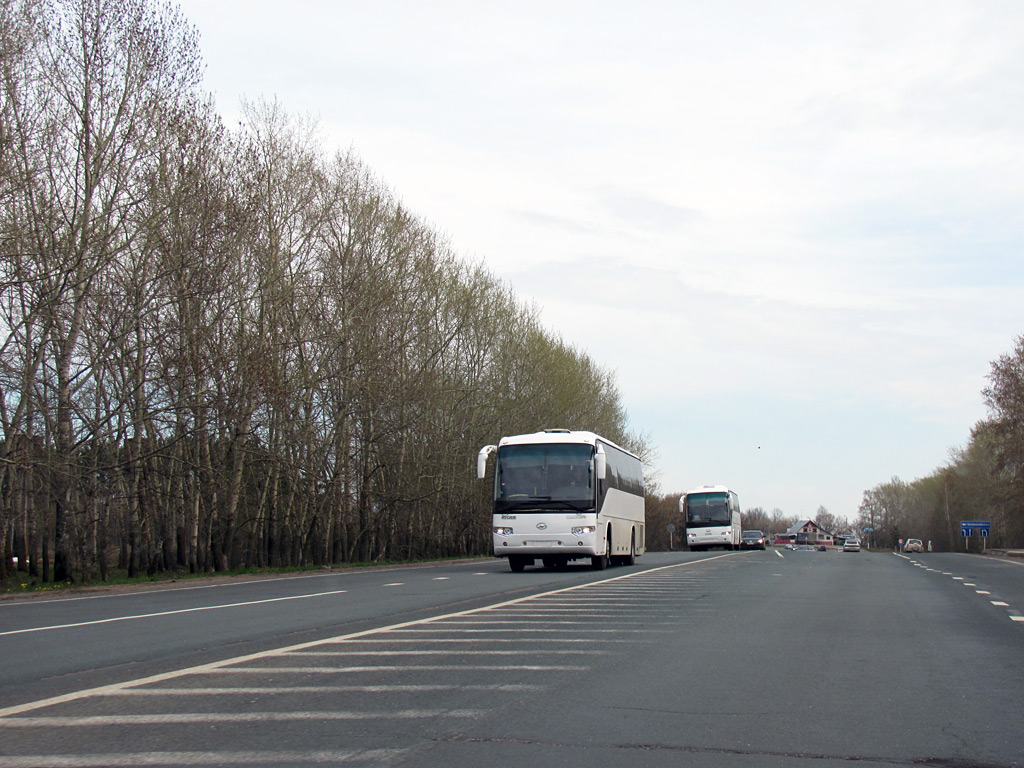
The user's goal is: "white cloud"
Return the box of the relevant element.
[177,0,1024,515]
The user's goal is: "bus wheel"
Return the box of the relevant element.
[592,529,611,570]
[623,531,636,566]
[509,556,528,572]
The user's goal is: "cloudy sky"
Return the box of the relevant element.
[176,0,1024,521]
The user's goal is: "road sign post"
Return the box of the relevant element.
[960,521,991,551]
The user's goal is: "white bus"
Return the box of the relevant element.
[477,429,645,572]
[680,485,742,551]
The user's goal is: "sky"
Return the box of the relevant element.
[175,0,1024,522]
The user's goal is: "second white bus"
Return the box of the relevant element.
[681,485,742,551]
[477,429,645,572]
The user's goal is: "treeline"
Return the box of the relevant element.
[857,335,1024,551]
[0,0,645,586]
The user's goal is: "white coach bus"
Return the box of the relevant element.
[477,429,645,572]
[680,485,742,551]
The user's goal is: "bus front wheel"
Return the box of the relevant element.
[509,556,529,572]
[592,529,612,570]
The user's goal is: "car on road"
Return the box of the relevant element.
[741,530,766,550]
[905,538,924,553]
[843,538,861,552]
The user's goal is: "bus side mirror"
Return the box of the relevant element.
[477,445,497,480]
[679,497,685,514]
[595,447,607,481]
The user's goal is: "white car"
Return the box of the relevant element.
[843,538,861,552]
[905,538,924,553]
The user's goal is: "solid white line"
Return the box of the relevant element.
[429,619,675,625]
[0,590,350,637]
[0,750,407,767]
[379,627,629,633]
[286,649,603,655]
[0,572,344,609]
[213,665,587,673]
[0,710,484,727]
[318,637,611,644]
[104,684,541,695]
[0,555,731,718]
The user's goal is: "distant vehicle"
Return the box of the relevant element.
[681,486,742,551]
[741,530,766,550]
[477,429,645,572]
[905,538,924,553]
[843,538,861,552]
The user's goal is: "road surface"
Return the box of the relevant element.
[1,549,1022,766]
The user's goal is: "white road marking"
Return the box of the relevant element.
[100,684,542,695]
[0,749,407,766]
[0,590,350,637]
[0,555,732,718]
[0,710,485,728]
[213,665,587,674]
[288,649,602,655]
[991,601,1010,607]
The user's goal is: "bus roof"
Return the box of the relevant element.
[497,429,637,458]
[683,485,733,496]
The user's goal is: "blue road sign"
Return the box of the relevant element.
[961,521,991,537]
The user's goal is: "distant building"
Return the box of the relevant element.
[787,519,833,546]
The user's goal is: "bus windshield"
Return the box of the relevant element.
[495,444,594,512]
[685,492,731,526]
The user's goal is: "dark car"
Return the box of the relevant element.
[741,530,766,550]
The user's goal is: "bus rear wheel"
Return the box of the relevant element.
[623,531,636,566]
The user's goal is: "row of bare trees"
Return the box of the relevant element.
[856,334,1024,551]
[0,0,645,586]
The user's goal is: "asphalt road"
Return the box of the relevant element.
[1,548,1022,767]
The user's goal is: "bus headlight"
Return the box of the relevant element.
[493,527,514,536]
[571,526,596,536]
